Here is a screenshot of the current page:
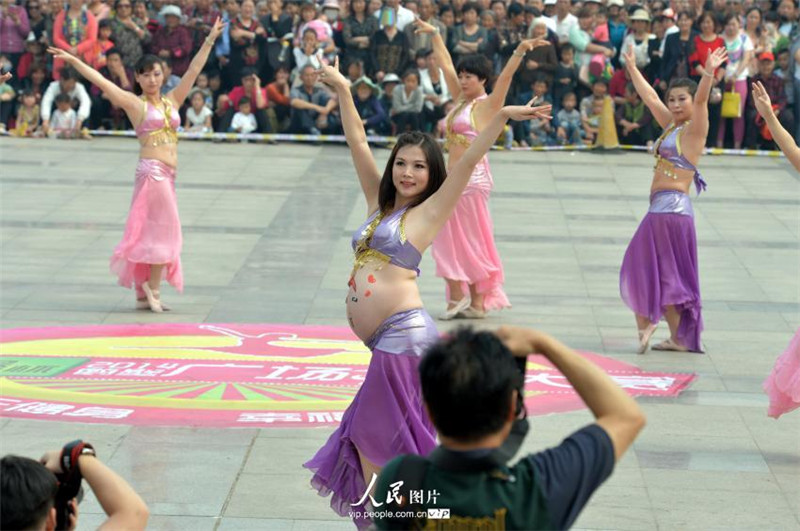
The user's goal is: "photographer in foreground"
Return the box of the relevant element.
[1,440,149,531]
[375,326,646,530]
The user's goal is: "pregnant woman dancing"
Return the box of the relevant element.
[302,57,550,528]
[48,19,225,313]
[619,44,727,354]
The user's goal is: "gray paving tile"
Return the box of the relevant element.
[0,139,798,530]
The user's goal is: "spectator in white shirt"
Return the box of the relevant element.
[40,67,91,136]
[231,96,258,134]
[418,48,450,131]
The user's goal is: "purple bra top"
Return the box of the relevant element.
[655,122,707,195]
[351,207,422,275]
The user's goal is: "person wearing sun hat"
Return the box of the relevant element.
[352,75,387,135]
[150,5,193,75]
[619,8,655,71]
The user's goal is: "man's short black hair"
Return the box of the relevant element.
[420,327,523,442]
[508,2,524,16]
[1,455,58,530]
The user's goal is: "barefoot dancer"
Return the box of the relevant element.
[415,17,551,320]
[48,19,225,312]
[302,56,551,527]
[619,45,727,353]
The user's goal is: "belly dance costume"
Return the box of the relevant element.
[619,121,708,353]
[431,94,511,312]
[764,329,800,418]
[110,97,184,296]
[304,207,439,528]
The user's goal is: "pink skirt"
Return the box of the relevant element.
[764,330,800,419]
[432,158,510,311]
[110,159,183,294]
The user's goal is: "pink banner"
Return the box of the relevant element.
[0,323,695,427]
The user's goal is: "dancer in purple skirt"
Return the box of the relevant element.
[619,45,727,354]
[302,57,550,528]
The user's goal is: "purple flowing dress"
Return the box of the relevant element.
[619,122,708,353]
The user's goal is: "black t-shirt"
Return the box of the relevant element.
[375,424,615,530]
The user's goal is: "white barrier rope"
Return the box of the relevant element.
[7,128,789,158]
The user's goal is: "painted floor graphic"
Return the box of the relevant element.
[0,324,695,428]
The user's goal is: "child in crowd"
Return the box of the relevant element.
[556,91,583,145]
[378,73,399,135]
[0,67,15,132]
[554,43,579,111]
[615,82,653,146]
[391,68,424,133]
[49,93,79,138]
[193,72,214,110]
[86,19,116,70]
[517,77,553,146]
[160,59,181,95]
[185,88,213,132]
[582,96,604,144]
[231,96,258,135]
[293,29,324,86]
[13,89,41,136]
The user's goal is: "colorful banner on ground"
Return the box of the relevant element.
[0,324,695,428]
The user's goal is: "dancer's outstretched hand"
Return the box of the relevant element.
[501,100,552,122]
[316,56,348,89]
[622,44,636,69]
[516,38,550,55]
[705,46,727,73]
[751,81,775,119]
[413,16,437,34]
[47,46,80,65]
[207,17,226,42]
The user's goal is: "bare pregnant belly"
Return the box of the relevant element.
[345,262,423,343]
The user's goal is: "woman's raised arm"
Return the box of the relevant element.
[415,102,552,245]
[317,57,382,213]
[413,17,460,103]
[622,44,672,128]
[169,18,225,106]
[752,81,800,172]
[47,47,142,121]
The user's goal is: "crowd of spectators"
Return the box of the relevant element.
[0,0,797,148]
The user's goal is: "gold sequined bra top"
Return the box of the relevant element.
[135,97,180,147]
[652,121,707,195]
[444,94,487,150]
[351,207,422,276]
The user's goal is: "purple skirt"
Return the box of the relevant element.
[303,308,438,528]
[619,191,704,352]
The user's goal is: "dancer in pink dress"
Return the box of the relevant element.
[414,17,550,320]
[47,18,225,313]
[303,57,550,528]
[751,80,800,418]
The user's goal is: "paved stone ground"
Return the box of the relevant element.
[1,137,798,530]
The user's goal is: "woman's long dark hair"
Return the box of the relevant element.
[132,54,163,95]
[378,132,447,213]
